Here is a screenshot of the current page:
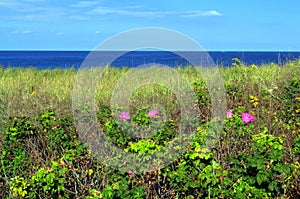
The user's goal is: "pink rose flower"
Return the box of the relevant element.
[148,109,160,119]
[241,112,254,124]
[119,112,130,121]
[226,110,233,118]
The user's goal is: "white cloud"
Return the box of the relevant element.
[89,6,161,17]
[72,1,99,8]
[124,5,145,9]
[21,0,46,2]
[0,0,67,21]
[182,10,222,17]
[4,12,66,21]
[0,0,19,8]
[95,30,101,34]
[1,1,222,23]
[0,0,45,8]
[89,6,222,18]
[11,30,33,34]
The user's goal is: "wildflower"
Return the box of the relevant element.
[148,109,159,119]
[87,169,93,176]
[250,95,259,107]
[30,91,35,97]
[226,110,233,118]
[241,112,254,124]
[59,158,65,165]
[128,169,134,178]
[119,112,130,121]
[112,182,119,189]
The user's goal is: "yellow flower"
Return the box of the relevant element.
[87,169,93,176]
[59,158,65,165]
[30,91,35,97]
[46,168,53,173]
[112,182,119,189]
[250,95,259,107]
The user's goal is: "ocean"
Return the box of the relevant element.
[0,51,299,69]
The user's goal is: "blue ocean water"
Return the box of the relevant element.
[0,51,299,69]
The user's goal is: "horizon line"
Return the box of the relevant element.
[0,49,299,52]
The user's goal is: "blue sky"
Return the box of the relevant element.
[0,0,299,51]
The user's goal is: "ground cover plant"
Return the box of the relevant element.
[0,59,299,198]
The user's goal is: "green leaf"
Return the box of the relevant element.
[222,177,233,186]
[59,168,68,175]
[58,185,65,191]
[203,165,212,173]
[268,181,277,191]
[43,185,51,191]
[282,165,291,174]
[46,173,55,184]
[58,177,65,184]
[212,177,219,185]
[273,164,283,173]
[52,161,59,168]
[256,173,267,185]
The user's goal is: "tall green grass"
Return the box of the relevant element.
[0,60,299,129]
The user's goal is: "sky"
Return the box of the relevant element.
[0,0,299,51]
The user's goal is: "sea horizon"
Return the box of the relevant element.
[1,50,299,52]
[0,50,299,69]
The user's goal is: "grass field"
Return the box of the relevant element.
[0,60,298,122]
[0,59,299,198]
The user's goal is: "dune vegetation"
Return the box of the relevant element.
[0,59,299,198]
